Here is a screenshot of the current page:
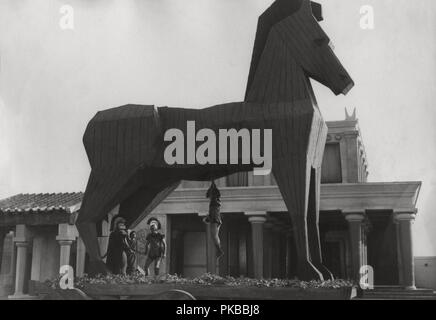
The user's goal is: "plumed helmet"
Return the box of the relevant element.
[147,217,162,230]
[111,216,126,231]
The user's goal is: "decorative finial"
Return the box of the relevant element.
[345,107,357,121]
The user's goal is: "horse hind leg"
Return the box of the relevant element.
[306,114,333,280]
[307,167,334,280]
[273,156,324,281]
[76,171,116,276]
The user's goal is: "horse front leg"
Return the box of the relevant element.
[307,166,334,280]
[76,170,126,276]
[306,115,333,280]
[273,156,324,281]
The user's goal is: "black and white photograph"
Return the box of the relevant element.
[0,0,435,308]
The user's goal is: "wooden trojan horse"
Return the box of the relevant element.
[76,0,354,280]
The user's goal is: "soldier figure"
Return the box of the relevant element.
[203,181,224,259]
[143,218,166,276]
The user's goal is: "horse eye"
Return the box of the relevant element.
[314,37,329,47]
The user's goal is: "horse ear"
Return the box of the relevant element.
[311,2,323,21]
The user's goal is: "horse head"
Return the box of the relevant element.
[246,0,354,100]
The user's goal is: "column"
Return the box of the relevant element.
[361,220,370,269]
[263,222,272,279]
[1,231,16,291]
[30,237,43,281]
[13,243,29,296]
[394,217,404,286]
[394,210,417,290]
[361,222,370,282]
[76,237,86,277]
[344,211,365,282]
[276,227,288,278]
[343,132,359,183]
[10,225,31,298]
[0,227,6,271]
[246,212,267,279]
[56,224,76,270]
[285,231,293,278]
[271,225,282,278]
[58,240,73,268]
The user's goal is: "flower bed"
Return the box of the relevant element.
[37,273,356,300]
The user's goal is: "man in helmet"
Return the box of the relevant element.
[105,216,131,275]
[143,217,166,276]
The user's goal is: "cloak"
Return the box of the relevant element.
[106,229,130,274]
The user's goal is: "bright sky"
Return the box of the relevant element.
[0,0,435,255]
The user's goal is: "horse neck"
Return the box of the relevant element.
[245,31,317,106]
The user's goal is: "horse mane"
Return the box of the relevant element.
[244,0,322,100]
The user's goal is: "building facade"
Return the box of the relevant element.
[0,117,424,298]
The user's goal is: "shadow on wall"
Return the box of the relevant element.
[415,257,436,289]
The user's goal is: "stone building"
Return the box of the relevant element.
[0,116,425,298]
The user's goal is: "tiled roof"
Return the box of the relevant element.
[0,192,83,214]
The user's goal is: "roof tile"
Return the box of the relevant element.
[0,192,83,214]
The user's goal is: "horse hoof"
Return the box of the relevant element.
[316,264,334,281]
[297,261,324,281]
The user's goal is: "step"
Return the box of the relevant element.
[368,286,433,292]
[363,290,436,296]
[359,287,436,300]
[357,296,436,300]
